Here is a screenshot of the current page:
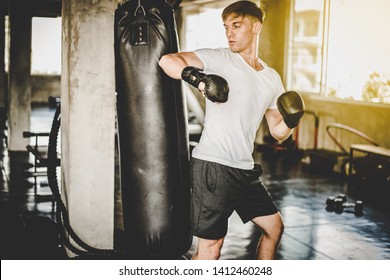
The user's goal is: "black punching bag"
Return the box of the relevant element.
[114,0,192,259]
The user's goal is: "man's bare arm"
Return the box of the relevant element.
[159,52,204,79]
[265,108,293,142]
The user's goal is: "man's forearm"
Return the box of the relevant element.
[270,119,293,142]
[159,54,187,79]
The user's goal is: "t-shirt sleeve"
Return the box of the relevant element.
[193,48,225,73]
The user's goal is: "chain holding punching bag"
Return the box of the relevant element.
[114,0,192,259]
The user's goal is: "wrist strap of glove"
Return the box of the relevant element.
[181,66,206,88]
[284,111,304,129]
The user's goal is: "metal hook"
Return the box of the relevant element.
[134,0,146,16]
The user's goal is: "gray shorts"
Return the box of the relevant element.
[190,158,279,240]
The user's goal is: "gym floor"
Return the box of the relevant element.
[1,105,389,260]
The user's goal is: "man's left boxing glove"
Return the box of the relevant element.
[277,91,305,129]
[181,66,229,103]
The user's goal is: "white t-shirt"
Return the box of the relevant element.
[192,48,285,170]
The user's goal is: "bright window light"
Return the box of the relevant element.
[31,17,61,75]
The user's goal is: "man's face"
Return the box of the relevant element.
[223,14,261,53]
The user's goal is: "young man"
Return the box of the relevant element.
[159,1,304,259]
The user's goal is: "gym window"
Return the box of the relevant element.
[286,0,390,104]
[179,0,259,50]
[3,16,61,75]
[31,17,61,75]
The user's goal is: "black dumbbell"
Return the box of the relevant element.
[326,193,347,211]
[334,199,364,216]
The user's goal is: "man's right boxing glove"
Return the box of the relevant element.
[181,66,229,103]
[277,91,305,129]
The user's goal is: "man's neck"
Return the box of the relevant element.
[239,50,263,71]
[237,39,262,70]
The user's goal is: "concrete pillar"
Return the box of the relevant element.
[8,0,32,151]
[259,0,290,82]
[61,0,117,253]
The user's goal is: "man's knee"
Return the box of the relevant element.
[253,212,284,241]
[194,238,224,260]
[272,216,284,240]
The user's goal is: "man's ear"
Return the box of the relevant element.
[254,21,262,34]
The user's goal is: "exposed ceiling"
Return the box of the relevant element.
[1,0,62,17]
[0,0,223,18]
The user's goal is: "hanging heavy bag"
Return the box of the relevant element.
[114,0,192,259]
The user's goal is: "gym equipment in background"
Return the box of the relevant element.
[326,193,364,216]
[302,120,379,175]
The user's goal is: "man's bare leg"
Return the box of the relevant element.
[192,237,225,260]
[252,212,284,260]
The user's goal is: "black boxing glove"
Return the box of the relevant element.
[277,91,305,129]
[181,66,229,103]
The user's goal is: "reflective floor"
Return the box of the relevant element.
[1,105,389,260]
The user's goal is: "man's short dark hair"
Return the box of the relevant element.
[222,1,265,23]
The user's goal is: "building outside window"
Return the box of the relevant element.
[286,0,325,94]
[287,0,390,104]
